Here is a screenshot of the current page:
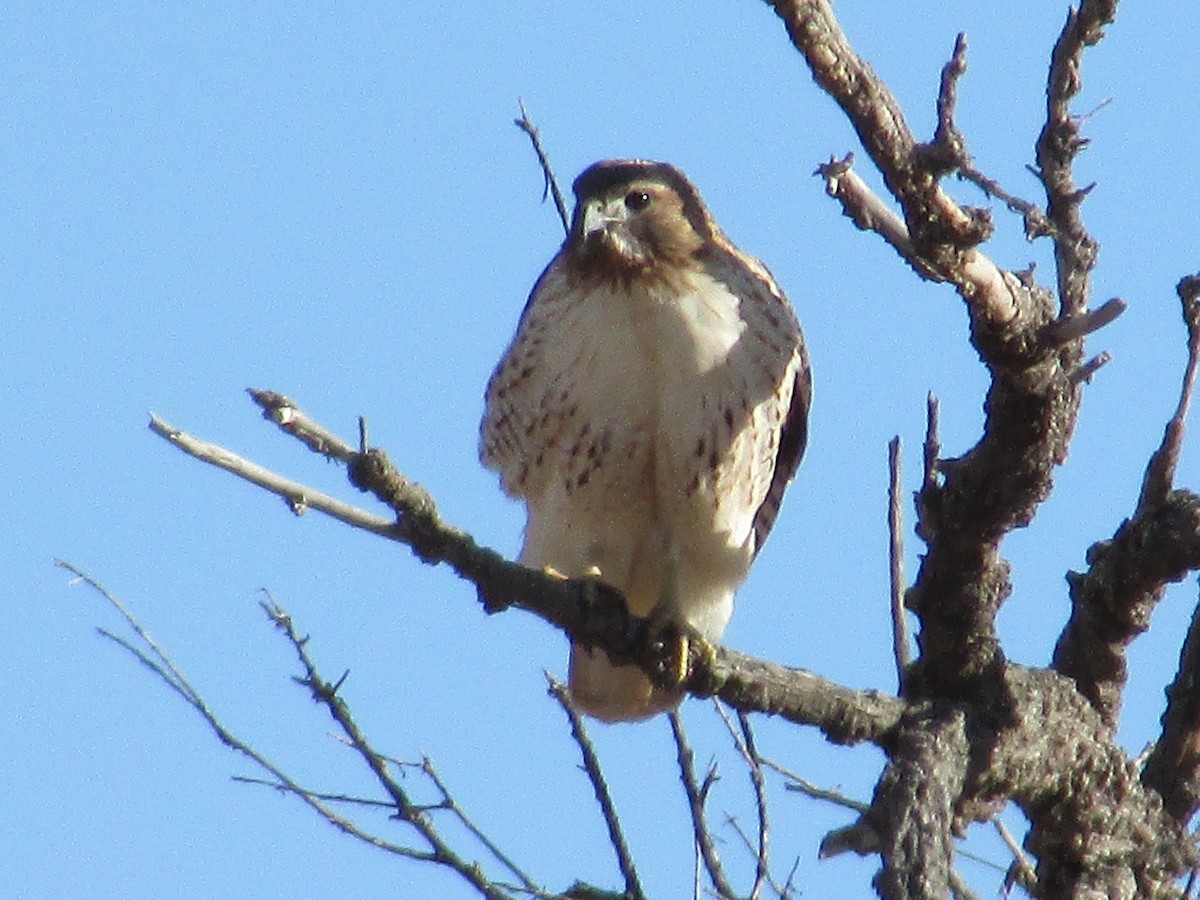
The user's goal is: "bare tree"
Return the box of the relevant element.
[74,1,1200,897]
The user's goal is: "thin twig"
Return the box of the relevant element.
[780,858,801,899]
[147,413,399,537]
[1139,274,1200,509]
[668,710,736,899]
[712,703,776,899]
[232,775,395,809]
[887,437,910,692]
[919,32,969,176]
[738,712,769,900]
[546,674,644,899]
[922,393,940,493]
[262,595,526,900]
[514,100,570,235]
[956,163,1055,241]
[760,755,868,814]
[722,815,795,900]
[993,817,1037,895]
[60,561,520,899]
[248,388,357,462]
[915,392,942,548]
[418,755,545,895]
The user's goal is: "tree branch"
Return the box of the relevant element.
[868,710,968,900]
[711,705,771,900]
[766,0,1112,696]
[149,396,905,745]
[668,710,736,899]
[249,388,358,462]
[996,667,1194,896]
[60,560,532,900]
[148,412,397,536]
[1142,594,1200,825]
[1054,275,1200,726]
[546,676,644,899]
[888,436,911,693]
[815,154,941,282]
[1035,0,1117,319]
[514,99,570,235]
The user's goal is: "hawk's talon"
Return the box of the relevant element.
[645,616,706,689]
[666,629,690,687]
[542,565,568,580]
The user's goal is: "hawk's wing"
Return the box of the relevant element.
[752,352,811,557]
[704,241,811,560]
[479,253,574,498]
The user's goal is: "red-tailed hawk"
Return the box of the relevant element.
[481,159,811,721]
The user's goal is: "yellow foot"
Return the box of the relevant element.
[542,564,602,580]
[645,607,708,688]
[665,629,690,686]
[666,630,716,687]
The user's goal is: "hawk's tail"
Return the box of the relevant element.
[567,643,683,722]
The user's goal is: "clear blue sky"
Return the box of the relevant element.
[4,3,1199,897]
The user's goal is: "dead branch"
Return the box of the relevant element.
[546,676,644,899]
[888,437,910,693]
[994,816,1038,896]
[1035,0,1116,318]
[668,710,736,899]
[147,412,396,535]
[1141,276,1200,509]
[815,155,940,282]
[867,710,969,900]
[514,99,570,235]
[769,0,1092,699]
[59,560,534,900]
[1143,595,1200,827]
[148,398,906,745]
[710,704,771,900]
[249,388,358,462]
[1053,276,1200,727]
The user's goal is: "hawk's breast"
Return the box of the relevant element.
[481,256,798,569]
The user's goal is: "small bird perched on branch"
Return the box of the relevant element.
[481,159,811,721]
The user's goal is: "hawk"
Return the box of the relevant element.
[480,159,811,721]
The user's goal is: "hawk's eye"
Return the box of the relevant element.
[624,190,652,212]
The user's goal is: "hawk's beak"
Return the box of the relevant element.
[581,198,626,238]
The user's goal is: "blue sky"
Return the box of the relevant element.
[4,3,1199,897]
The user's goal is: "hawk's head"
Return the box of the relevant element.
[567,160,719,281]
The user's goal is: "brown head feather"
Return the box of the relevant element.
[564,160,719,286]
[571,159,716,243]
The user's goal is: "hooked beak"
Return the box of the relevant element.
[580,198,626,238]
